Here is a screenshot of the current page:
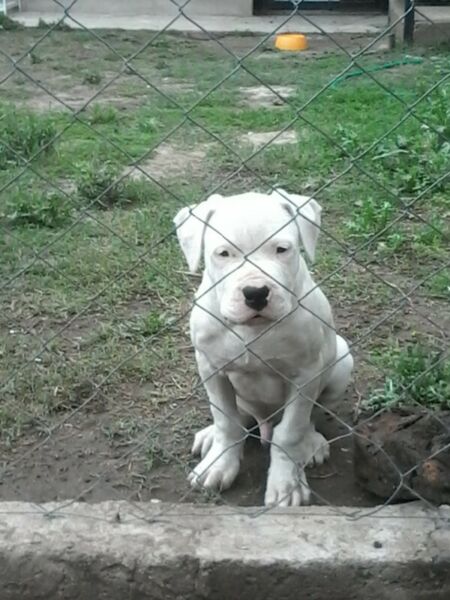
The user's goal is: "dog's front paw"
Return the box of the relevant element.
[191,424,215,458]
[264,460,310,507]
[300,429,330,467]
[188,442,241,492]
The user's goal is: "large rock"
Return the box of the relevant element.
[354,409,450,504]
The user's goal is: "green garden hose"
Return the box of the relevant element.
[331,56,424,87]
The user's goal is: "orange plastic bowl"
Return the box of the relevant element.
[275,33,308,52]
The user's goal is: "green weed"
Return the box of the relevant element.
[420,86,450,148]
[345,196,395,238]
[412,216,446,249]
[372,134,449,195]
[334,124,360,157]
[0,105,56,169]
[364,344,450,411]
[1,188,71,228]
[75,160,124,208]
[88,104,118,125]
[425,271,450,300]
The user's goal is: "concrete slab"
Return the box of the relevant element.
[414,6,450,45]
[14,12,387,34]
[1,501,449,600]
[388,2,450,46]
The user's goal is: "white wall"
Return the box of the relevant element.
[20,0,254,17]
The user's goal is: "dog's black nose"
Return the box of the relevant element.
[242,285,270,311]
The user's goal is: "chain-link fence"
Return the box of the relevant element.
[0,0,449,529]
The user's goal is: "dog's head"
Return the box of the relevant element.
[173,189,321,325]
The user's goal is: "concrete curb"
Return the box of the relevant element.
[1,501,449,599]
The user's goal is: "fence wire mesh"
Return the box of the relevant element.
[0,0,449,525]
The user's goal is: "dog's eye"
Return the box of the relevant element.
[218,249,230,257]
[276,246,288,254]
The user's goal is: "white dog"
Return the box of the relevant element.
[173,189,353,506]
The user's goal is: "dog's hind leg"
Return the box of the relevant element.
[321,335,353,402]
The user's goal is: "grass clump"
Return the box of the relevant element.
[345,196,395,239]
[75,161,155,209]
[75,160,124,208]
[1,188,72,228]
[365,344,450,412]
[0,105,56,169]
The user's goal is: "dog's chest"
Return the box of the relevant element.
[193,319,309,418]
[227,368,286,417]
[194,317,305,373]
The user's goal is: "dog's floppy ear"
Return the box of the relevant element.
[271,188,322,262]
[173,194,222,273]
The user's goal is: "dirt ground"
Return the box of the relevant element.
[0,387,375,507]
[3,290,448,507]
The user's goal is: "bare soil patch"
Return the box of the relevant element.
[123,143,210,180]
[240,129,298,149]
[239,85,295,108]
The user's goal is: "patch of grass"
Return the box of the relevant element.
[0,188,72,228]
[88,104,118,125]
[364,344,450,412]
[121,178,154,203]
[425,271,450,300]
[74,161,159,209]
[142,311,166,336]
[412,216,447,251]
[0,105,57,169]
[371,133,449,196]
[0,299,189,443]
[419,86,450,147]
[333,86,450,201]
[345,196,396,239]
[75,160,124,208]
[126,311,167,337]
[195,105,292,134]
